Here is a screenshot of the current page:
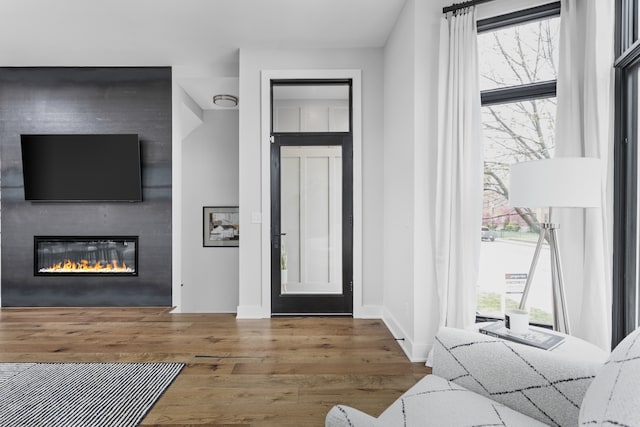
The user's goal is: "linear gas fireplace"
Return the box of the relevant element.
[34,236,138,276]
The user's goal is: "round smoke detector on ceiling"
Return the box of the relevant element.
[213,94,238,108]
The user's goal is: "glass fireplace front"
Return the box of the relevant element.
[34,236,138,276]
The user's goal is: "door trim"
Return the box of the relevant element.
[260,69,363,317]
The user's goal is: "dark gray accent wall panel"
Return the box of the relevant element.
[0,67,172,307]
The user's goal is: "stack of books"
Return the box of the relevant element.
[479,321,565,350]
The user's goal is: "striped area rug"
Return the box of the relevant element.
[0,362,183,427]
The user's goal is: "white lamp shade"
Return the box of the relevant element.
[509,157,602,208]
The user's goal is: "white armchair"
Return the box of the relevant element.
[326,326,640,427]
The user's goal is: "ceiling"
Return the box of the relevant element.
[0,0,406,110]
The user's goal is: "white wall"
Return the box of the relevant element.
[181,110,239,312]
[382,0,444,361]
[412,0,443,361]
[172,63,239,312]
[238,48,384,317]
[171,85,191,311]
[383,0,417,351]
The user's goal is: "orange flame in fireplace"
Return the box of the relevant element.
[41,259,133,273]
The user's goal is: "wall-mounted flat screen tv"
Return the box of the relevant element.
[21,134,142,202]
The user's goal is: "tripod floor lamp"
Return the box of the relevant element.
[509,158,602,335]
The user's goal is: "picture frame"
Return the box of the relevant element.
[203,206,239,247]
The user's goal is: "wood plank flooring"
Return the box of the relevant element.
[0,307,431,426]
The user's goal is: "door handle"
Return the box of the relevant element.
[272,233,286,249]
[272,233,286,243]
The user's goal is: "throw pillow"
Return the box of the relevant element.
[579,327,640,426]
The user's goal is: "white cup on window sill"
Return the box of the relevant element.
[505,308,529,335]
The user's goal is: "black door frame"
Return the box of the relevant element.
[613,0,640,346]
[270,79,354,315]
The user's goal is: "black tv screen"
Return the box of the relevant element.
[21,134,142,202]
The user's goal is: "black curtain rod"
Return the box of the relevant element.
[443,0,495,14]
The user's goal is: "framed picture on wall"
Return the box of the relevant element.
[203,206,239,247]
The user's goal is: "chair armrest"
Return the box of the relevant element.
[325,405,379,427]
[432,327,601,427]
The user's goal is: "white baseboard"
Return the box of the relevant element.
[411,342,431,363]
[382,308,430,363]
[236,305,269,319]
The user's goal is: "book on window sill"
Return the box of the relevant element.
[479,321,565,351]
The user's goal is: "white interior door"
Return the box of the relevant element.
[280,145,342,294]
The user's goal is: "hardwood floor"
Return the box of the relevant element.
[0,307,431,426]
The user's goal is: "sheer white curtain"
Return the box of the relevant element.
[435,7,483,329]
[554,0,614,351]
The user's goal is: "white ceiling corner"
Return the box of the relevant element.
[0,0,408,110]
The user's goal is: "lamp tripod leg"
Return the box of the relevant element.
[518,228,547,310]
[548,227,571,334]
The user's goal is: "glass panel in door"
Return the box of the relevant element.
[280,145,342,294]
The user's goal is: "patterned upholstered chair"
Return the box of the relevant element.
[326,326,640,427]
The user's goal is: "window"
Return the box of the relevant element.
[476,3,560,326]
[271,81,351,133]
[614,0,640,346]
